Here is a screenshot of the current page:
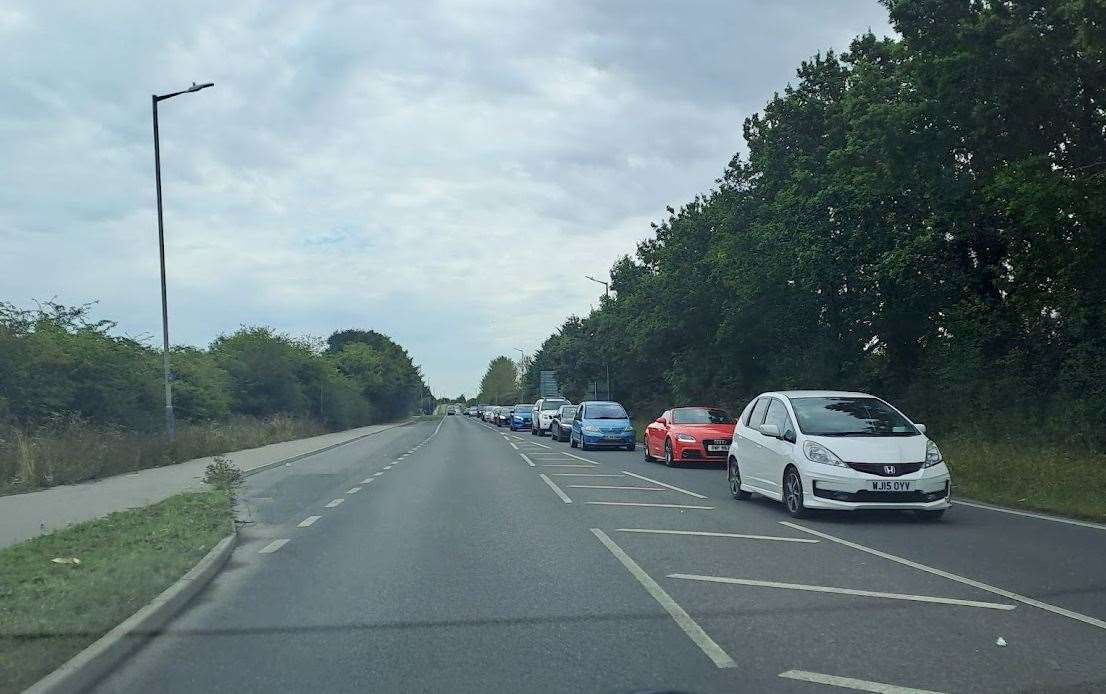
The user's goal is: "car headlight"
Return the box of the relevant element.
[803,441,847,467]
[583,425,600,434]
[676,433,696,442]
[925,440,943,467]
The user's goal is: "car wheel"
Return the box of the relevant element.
[626,443,636,451]
[664,440,674,467]
[581,440,591,451]
[643,437,654,462]
[728,459,751,500]
[915,509,946,522]
[570,435,578,448]
[783,467,807,518]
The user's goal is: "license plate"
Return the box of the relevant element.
[870,480,912,491]
[707,444,728,452]
[604,435,622,440]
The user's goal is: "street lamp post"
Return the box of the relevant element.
[584,276,611,399]
[152,82,214,441]
[514,347,526,400]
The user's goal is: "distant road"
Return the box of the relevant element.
[93,415,1106,693]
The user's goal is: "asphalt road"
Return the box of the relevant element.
[91,415,1106,693]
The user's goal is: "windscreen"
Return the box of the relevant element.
[790,397,918,437]
[513,405,532,412]
[671,407,733,424]
[585,403,628,419]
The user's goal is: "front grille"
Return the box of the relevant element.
[846,462,923,477]
[813,482,949,503]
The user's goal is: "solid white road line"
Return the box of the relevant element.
[552,473,623,477]
[432,415,445,437]
[616,528,818,544]
[258,539,290,554]
[346,486,362,494]
[297,516,321,528]
[538,474,573,503]
[541,464,596,468]
[509,442,519,450]
[620,471,707,499]
[518,453,535,467]
[668,574,1015,611]
[523,439,550,449]
[954,499,1106,531]
[781,521,1106,630]
[586,501,715,510]
[325,498,344,507]
[567,485,667,491]
[560,451,601,465]
[591,529,736,669]
[779,670,945,694]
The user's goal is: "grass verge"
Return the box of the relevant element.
[942,435,1106,522]
[0,490,234,694]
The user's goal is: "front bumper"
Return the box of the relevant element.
[802,463,952,510]
[535,414,557,431]
[581,431,635,447]
[671,440,729,463]
[510,418,532,429]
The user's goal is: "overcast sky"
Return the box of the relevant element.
[0,0,891,396]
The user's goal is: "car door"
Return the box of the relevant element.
[646,410,667,456]
[572,404,584,442]
[739,397,772,488]
[758,397,797,497]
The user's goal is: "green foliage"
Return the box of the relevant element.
[525,0,1106,450]
[0,303,429,490]
[477,356,521,404]
[202,455,245,496]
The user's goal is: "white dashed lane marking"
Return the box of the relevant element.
[616,528,818,544]
[258,539,290,554]
[585,501,714,510]
[620,471,707,499]
[361,478,374,484]
[567,485,666,491]
[778,670,944,694]
[538,474,573,503]
[325,498,344,507]
[668,574,1015,611]
[347,486,362,494]
[297,516,321,528]
[518,453,535,467]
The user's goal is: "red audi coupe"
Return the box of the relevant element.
[643,406,736,466]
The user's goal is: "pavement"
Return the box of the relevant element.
[0,422,406,549]
[87,414,1106,693]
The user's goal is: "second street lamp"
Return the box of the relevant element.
[584,276,611,399]
[152,81,214,441]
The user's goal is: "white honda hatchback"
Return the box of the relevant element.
[726,391,951,520]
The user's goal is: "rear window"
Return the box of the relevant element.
[560,405,578,418]
[513,404,532,412]
[539,399,568,411]
[585,403,628,419]
[672,407,733,424]
[790,397,918,437]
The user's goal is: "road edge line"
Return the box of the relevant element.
[590,528,736,669]
[25,524,238,694]
[779,669,944,693]
[781,521,1106,631]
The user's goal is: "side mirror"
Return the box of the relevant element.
[551,413,560,419]
[655,418,666,425]
[915,423,927,435]
[758,423,781,438]
[783,429,796,444]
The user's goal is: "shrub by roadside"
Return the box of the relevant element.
[0,490,234,694]
[0,414,325,496]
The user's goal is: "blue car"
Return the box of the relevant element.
[509,404,534,431]
[569,401,636,451]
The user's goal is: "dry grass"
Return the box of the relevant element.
[0,415,326,496]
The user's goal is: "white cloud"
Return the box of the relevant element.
[0,0,892,395]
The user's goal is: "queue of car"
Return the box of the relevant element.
[462,389,950,520]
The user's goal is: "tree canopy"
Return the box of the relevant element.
[524,0,1106,448]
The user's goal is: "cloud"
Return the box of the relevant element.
[0,0,892,396]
